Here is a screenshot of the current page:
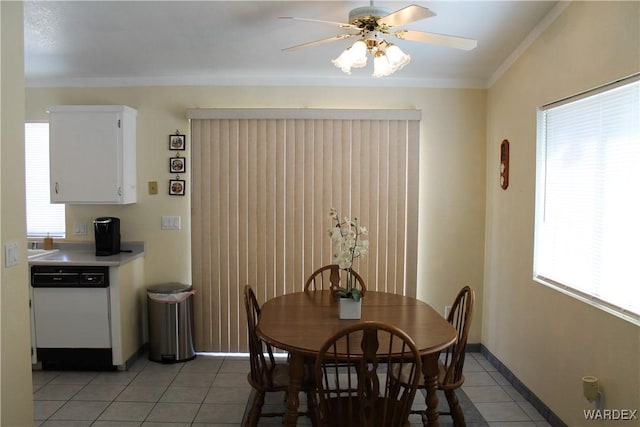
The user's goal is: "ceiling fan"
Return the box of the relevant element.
[280,2,478,77]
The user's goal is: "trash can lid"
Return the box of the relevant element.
[147,283,192,294]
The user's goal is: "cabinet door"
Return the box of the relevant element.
[50,111,123,203]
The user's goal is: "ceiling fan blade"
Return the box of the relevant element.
[278,16,357,30]
[282,33,360,52]
[394,30,478,50]
[377,5,435,29]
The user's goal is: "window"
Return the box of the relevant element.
[25,122,65,238]
[534,74,639,325]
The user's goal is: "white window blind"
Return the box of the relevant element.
[534,75,640,324]
[25,122,66,238]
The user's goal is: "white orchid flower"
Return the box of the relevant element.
[327,208,368,295]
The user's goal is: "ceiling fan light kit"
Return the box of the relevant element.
[332,35,410,77]
[332,40,368,74]
[373,42,411,77]
[281,3,478,77]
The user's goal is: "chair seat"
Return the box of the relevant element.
[248,360,316,390]
[246,362,288,392]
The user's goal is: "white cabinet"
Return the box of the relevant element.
[48,105,137,204]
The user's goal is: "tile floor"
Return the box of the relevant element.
[32,352,552,426]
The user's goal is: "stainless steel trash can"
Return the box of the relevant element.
[147,283,196,363]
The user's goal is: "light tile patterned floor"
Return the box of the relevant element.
[32,352,551,426]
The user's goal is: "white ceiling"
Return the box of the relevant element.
[24,1,560,89]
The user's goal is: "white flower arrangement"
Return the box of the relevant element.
[328,208,368,301]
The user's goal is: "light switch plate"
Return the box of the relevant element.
[74,221,88,235]
[4,242,20,267]
[161,216,181,230]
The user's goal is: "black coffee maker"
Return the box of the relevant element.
[94,217,121,256]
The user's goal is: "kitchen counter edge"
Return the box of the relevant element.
[28,242,145,267]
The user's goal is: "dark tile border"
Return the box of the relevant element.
[243,387,490,426]
[242,347,565,426]
[466,343,482,353]
[477,344,568,427]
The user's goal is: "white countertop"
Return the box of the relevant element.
[28,242,144,267]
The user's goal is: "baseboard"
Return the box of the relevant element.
[120,343,150,370]
[466,342,482,353]
[477,344,568,427]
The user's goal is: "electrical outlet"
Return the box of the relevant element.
[148,181,158,195]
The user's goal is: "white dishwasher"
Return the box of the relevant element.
[31,265,113,369]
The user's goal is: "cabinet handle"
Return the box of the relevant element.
[117,187,123,196]
[55,182,59,194]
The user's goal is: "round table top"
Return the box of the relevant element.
[257,290,457,357]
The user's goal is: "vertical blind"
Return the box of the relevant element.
[188,109,420,352]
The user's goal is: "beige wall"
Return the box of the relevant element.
[26,86,487,346]
[484,2,640,426]
[6,1,638,425]
[1,1,35,425]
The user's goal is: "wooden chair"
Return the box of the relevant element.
[399,285,475,426]
[243,285,316,426]
[304,264,366,294]
[314,321,422,427]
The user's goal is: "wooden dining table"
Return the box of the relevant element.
[257,290,458,426]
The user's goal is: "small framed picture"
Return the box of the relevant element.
[169,179,186,196]
[169,157,186,173]
[169,134,186,150]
